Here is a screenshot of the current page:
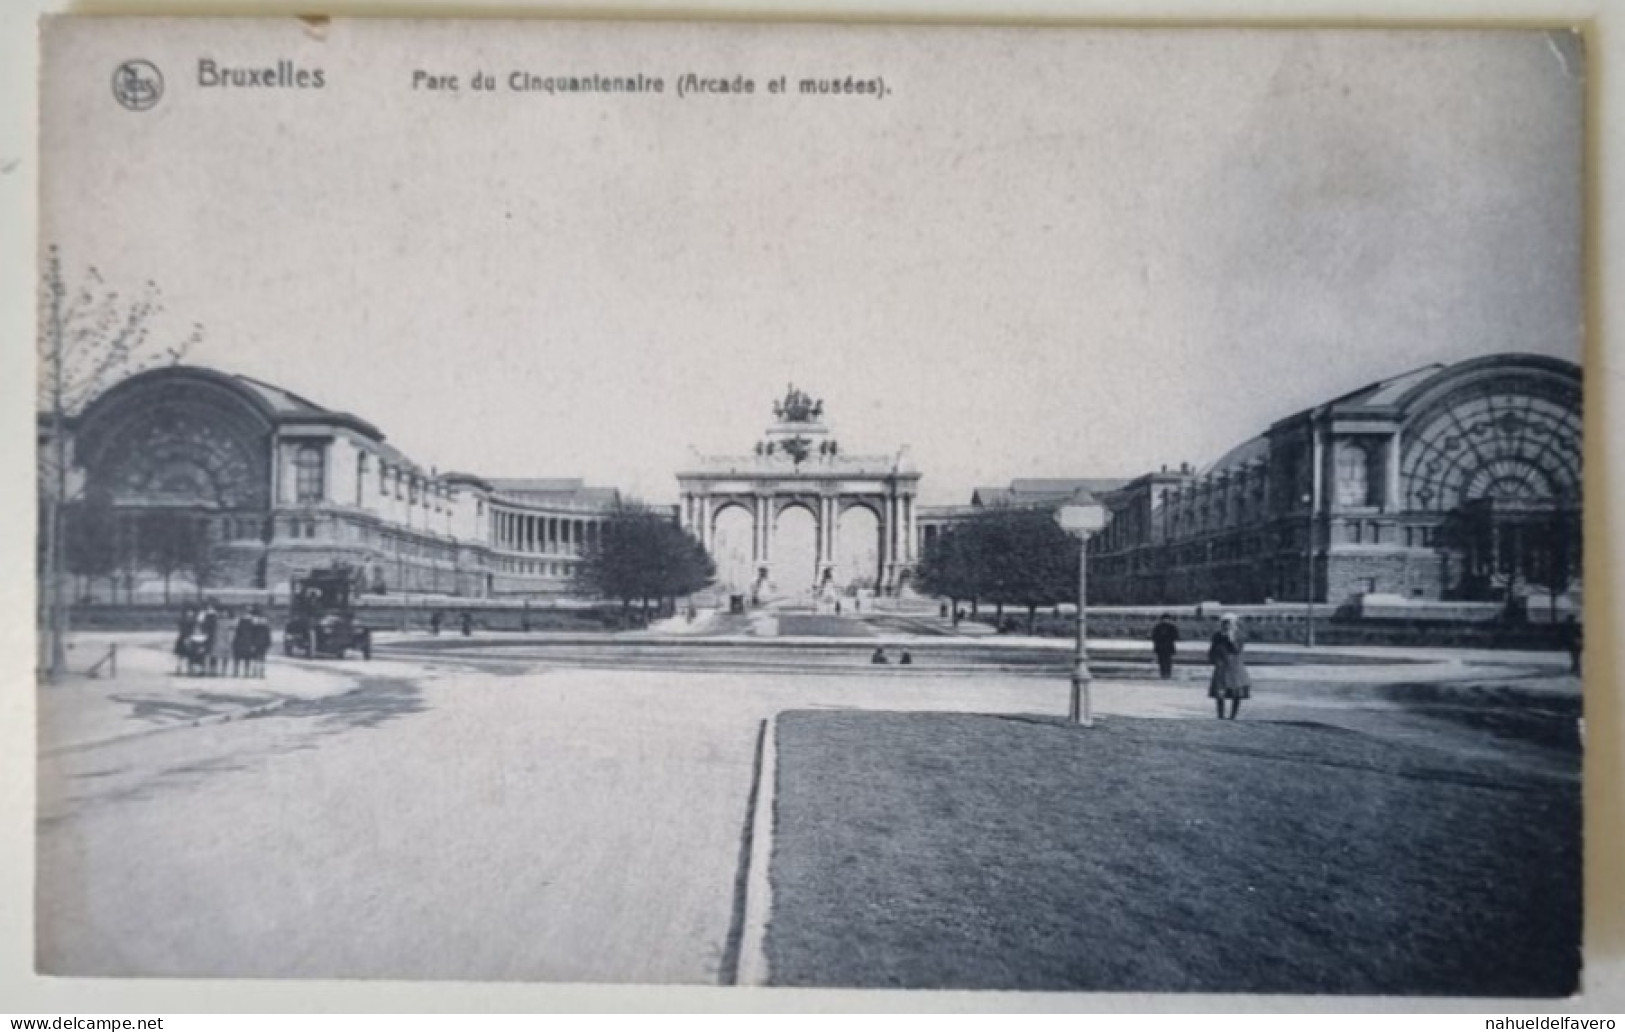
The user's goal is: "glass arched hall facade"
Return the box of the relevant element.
[53,366,619,600]
[1088,354,1583,607]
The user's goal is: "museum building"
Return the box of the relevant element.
[48,365,621,599]
[44,353,1582,610]
[1085,353,1583,607]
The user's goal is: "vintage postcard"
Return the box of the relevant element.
[33,17,1586,996]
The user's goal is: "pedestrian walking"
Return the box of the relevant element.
[1151,612,1180,680]
[231,609,256,677]
[1561,615,1582,675]
[213,606,239,678]
[192,601,218,676]
[174,604,196,675]
[899,648,913,666]
[247,605,271,678]
[460,611,474,637]
[1208,614,1251,719]
[870,647,888,665]
[430,610,443,635]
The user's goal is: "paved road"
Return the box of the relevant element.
[36,635,1577,983]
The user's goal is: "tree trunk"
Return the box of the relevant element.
[1027,603,1037,635]
[45,267,71,683]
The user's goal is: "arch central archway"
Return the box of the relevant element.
[675,388,923,601]
[773,504,819,595]
[836,503,882,592]
[710,504,757,595]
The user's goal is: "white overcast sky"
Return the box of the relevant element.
[41,21,1583,503]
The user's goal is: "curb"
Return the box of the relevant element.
[43,694,297,757]
[736,713,779,987]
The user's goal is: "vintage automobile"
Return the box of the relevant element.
[283,565,373,659]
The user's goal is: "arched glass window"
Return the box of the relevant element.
[1334,440,1373,508]
[294,444,325,503]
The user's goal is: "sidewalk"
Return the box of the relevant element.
[39,633,369,754]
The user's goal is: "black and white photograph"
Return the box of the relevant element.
[24,15,1599,1003]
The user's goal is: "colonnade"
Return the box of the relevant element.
[489,508,600,555]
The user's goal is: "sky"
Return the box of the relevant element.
[40,21,1584,504]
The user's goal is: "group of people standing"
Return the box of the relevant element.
[174,601,272,678]
[1150,611,1252,720]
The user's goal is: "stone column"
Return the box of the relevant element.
[1387,433,1402,513]
[877,495,890,573]
[889,494,900,576]
[904,495,916,563]
[814,498,827,571]
[762,499,773,563]
[829,499,841,576]
[749,496,761,564]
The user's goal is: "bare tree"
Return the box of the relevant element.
[39,247,200,680]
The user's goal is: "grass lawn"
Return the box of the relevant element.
[766,711,1580,995]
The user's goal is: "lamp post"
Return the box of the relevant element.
[1302,491,1316,648]
[1056,496,1108,727]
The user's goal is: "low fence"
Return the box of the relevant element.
[965,608,1572,650]
[64,596,1573,649]
[63,597,636,634]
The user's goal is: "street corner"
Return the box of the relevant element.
[38,636,377,754]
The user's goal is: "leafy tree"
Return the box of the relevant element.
[63,496,120,603]
[38,247,200,678]
[180,517,230,600]
[136,510,214,605]
[917,506,1081,632]
[1532,508,1582,621]
[575,500,714,622]
[916,524,978,615]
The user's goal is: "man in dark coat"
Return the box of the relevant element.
[1150,613,1180,680]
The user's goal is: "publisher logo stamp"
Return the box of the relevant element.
[112,60,163,111]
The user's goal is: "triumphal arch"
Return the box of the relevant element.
[676,386,921,599]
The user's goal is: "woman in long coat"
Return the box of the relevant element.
[1207,614,1252,719]
[174,605,196,675]
[212,606,238,677]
